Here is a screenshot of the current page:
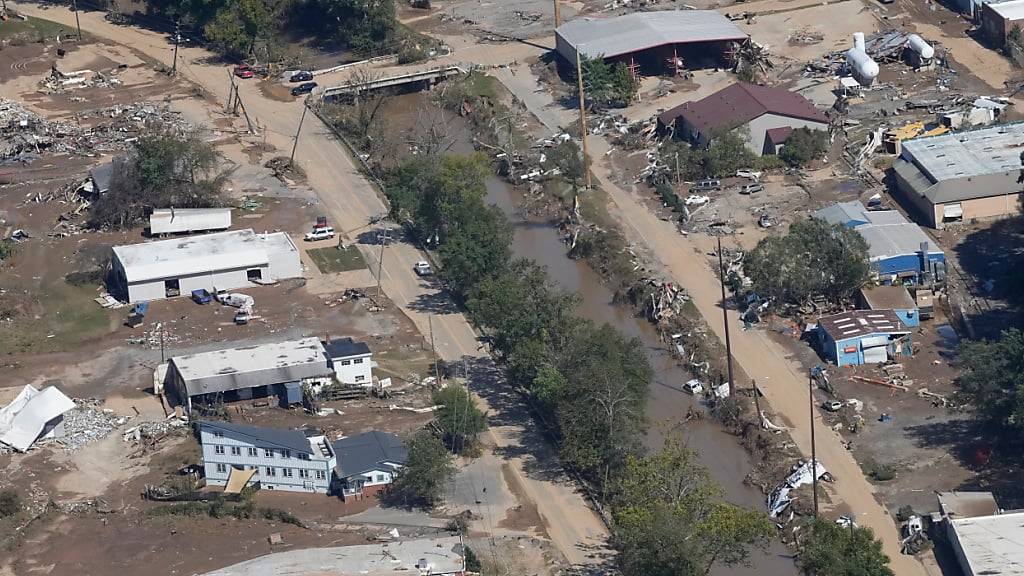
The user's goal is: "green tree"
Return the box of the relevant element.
[438,205,512,298]
[779,127,829,167]
[954,329,1024,429]
[548,140,590,193]
[432,385,487,453]
[89,130,228,230]
[204,0,273,59]
[387,430,455,509]
[705,131,756,178]
[311,0,397,54]
[743,218,870,306]
[799,519,893,576]
[612,437,774,576]
[579,56,639,108]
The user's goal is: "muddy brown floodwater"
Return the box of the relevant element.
[382,92,796,576]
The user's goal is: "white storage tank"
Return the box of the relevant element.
[906,34,934,59]
[846,48,879,85]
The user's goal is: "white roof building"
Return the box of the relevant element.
[0,385,76,452]
[110,229,302,303]
[948,511,1024,576]
[149,208,232,235]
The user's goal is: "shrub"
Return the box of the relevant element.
[0,490,21,517]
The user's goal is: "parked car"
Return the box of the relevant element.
[691,179,721,192]
[414,261,433,276]
[191,289,213,304]
[304,226,335,241]
[683,379,704,395]
[758,214,775,228]
[234,65,255,79]
[290,71,313,82]
[822,400,843,412]
[739,183,765,195]
[291,82,318,96]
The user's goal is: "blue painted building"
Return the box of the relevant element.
[812,201,945,284]
[817,310,913,367]
[859,285,920,327]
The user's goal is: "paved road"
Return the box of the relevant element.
[9,1,610,566]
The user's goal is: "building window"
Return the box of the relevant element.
[265,467,277,477]
[247,447,257,457]
[298,469,309,478]
[315,470,325,480]
[230,446,241,456]
[213,430,224,438]
[355,375,365,383]
[340,359,351,366]
[282,468,293,478]
[264,449,274,458]
[216,463,227,473]
[282,450,291,459]
[376,474,386,483]
[353,358,363,364]
[214,445,225,455]
[298,453,310,461]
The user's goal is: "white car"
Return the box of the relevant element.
[683,379,704,395]
[304,227,335,241]
[414,261,433,276]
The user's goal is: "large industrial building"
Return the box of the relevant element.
[110,229,302,303]
[891,123,1024,229]
[658,82,829,156]
[165,337,334,414]
[812,201,945,283]
[555,11,747,73]
[981,0,1024,47]
[935,491,1024,576]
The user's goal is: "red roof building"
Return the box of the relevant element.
[658,82,829,156]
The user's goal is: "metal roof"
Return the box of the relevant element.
[332,431,407,478]
[149,208,232,235]
[860,286,917,310]
[659,82,828,133]
[0,385,75,452]
[323,337,371,359]
[989,0,1024,19]
[556,11,747,60]
[858,210,943,262]
[90,159,117,194]
[901,123,1024,183]
[204,537,466,576]
[112,229,297,284]
[937,491,1000,520]
[199,420,317,455]
[171,337,332,397]
[949,511,1024,576]
[818,310,909,340]
[812,201,870,226]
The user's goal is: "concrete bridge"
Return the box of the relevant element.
[321,65,467,102]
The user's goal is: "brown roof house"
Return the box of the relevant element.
[658,82,829,156]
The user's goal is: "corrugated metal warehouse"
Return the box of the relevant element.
[812,201,945,283]
[817,310,912,366]
[891,123,1024,229]
[554,11,747,72]
[110,229,302,303]
[149,208,233,236]
[166,337,334,413]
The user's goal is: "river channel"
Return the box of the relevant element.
[384,92,795,575]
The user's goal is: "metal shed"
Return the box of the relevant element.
[816,310,912,366]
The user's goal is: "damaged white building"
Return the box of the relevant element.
[0,385,76,452]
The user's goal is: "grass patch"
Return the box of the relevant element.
[307,245,367,273]
[0,16,75,42]
[0,281,112,355]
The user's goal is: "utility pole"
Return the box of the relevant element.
[290,104,308,165]
[675,152,681,184]
[159,323,165,364]
[72,0,82,41]
[752,379,761,423]
[574,48,592,190]
[717,235,735,396]
[374,229,390,300]
[809,370,820,518]
[429,315,440,384]
[553,0,561,27]
[171,18,180,76]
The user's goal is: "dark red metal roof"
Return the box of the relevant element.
[658,82,828,133]
[765,126,793,144]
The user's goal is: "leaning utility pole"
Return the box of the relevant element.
[717,235,735,396]
[374,229,390,300]
[171,18,180,76]
[809,369,820,518]
[72,0,82,41]
[553,0,561,27]
[290,104,308,165]
[574,48,592,190]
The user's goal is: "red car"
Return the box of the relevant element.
[233,65,255,79]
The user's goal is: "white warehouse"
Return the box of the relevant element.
[111,229,302,303]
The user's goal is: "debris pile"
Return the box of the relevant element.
[57,399,131,452]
